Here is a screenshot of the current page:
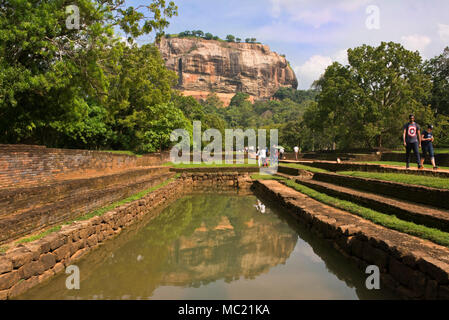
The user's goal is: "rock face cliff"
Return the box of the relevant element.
[158,37,298,105]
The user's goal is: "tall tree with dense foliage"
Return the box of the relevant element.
[312,42,432,149]
[425,47,449,116]
[0,0,179,151]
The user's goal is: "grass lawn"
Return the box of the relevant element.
[359,161,449,170]
[390,148,449,154]
[251,175,449,247]
[280,163,329,173]
[338,171,449,190]
[164,160,259,168]
[101,150,143,157]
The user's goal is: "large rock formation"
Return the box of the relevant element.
[158,37,298,105]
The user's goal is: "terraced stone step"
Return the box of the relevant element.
[252,179,449,300]
[295,177,449,232]
[280,160,449,178]
[312,172,449,210]
[0,171,174,244]
[0,166,170,218]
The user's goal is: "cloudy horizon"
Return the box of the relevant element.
[130,0,449,89]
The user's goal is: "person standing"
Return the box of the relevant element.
[403,114,423,170]
[421,124,439,170]
[258,147,266,167]
[279,146,284,161]
[293,146,299,160]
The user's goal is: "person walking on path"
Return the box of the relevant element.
[293,146,299,160]
[279,146,284,161]
[403,114,423,170]
[421,124,439,170]
[258,147,267,167]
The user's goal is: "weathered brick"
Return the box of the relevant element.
[0,271,20,290]
[86,234,98,248]
[417,257,449,284]
[52,262,65,275]
[389,258,415,288]
[0,290,8,300]
[39,253,56,270]
[38,269,54,285]
[8,276,39,299]
[0,257,13,275]
[53,244,71,262]
[6,247,34,269]
[18,261,45,279]
[362,243,388,269]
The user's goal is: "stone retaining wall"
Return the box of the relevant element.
[0,170,174,244]
[170,166,259,174]
[313,172,449,210]
[277,166,313,177]
[0,172,250,299]
[382,152,449,167]
[252,180,449,300]
[296,161,449,178]
[283,152,380,162]
[0,144,170,188]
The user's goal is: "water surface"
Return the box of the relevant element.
[18,192,396,299]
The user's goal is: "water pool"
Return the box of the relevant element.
[17,192,396,299]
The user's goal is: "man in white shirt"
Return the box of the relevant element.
[293,146,299,160]
[258,147,267,167]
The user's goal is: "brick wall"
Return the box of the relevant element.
[0,144,170,188]
[381,152,449,166]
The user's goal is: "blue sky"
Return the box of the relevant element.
[128,0,449,89]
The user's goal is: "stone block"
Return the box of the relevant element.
[39,253,56,270]
[0,271,20,290]
[0,257,13,275]
[6,247,34,269]
[18,261,45,279]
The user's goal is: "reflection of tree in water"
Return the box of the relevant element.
[20,194,298,299]
[137,194,298,291]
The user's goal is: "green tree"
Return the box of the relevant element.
[313,42,432,149]
[204,32,213,40]
[425,47,449,116]
[229,92,250,107]
[0,0,178,148]
[106,44,189,152]
[226,34,235,42]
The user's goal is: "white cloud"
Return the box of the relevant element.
[438,24,449,42]
[400,34,431,53]
[295,49,348,89]
[269,0,371,27]
[295,55,332,89]
[332,49,348,65]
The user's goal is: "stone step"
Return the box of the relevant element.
[279,160,449,178]
[295,177,449,232]
[252,179,449,300]
[0,171,174,243]
[0,166,170,218]
[312,172,449,210]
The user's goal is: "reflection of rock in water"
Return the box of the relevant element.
[161,213,297,287]
[18,194,298,300]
